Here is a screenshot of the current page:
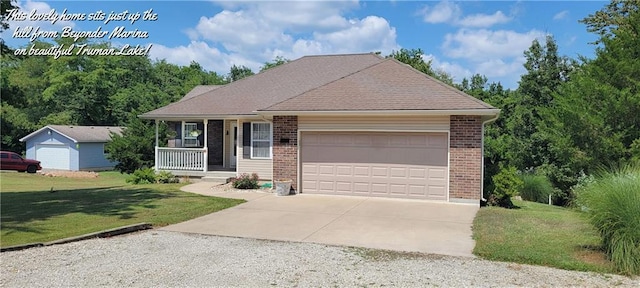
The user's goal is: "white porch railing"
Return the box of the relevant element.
[156,147,206,171]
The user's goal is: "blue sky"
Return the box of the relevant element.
[3,1,606,89]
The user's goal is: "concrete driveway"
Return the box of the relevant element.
[162,182,479,257]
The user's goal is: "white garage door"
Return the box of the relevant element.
[301,132,448,200]
[36,144,70,170]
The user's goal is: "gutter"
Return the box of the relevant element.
[254,109,501,117]
[481,112,500,202]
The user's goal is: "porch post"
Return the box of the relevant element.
[154,120,159,172]
[203,119,208,172]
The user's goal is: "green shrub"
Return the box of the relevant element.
[156,170,179,183]
[575,164,640,275]
[126,168,157,184]
[231,173,259,189]
[488,166,523,208]
[519,173,554,204]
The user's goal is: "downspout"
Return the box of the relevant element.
[481,113,500,202]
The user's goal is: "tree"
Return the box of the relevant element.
[387,48,453,84]
[542,2,640,193]
[387,48,435,76]
[580,0,639,44]
[260,56,290,72]
[0,0,15,33]
[227,64,254,82]
[106,117,170,174]
[508,35,574,173]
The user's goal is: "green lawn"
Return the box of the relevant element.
[473,200,615,274]
[0,171,244,247]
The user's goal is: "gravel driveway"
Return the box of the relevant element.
[1,231,637,287]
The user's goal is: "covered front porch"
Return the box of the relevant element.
[153,119,238,177]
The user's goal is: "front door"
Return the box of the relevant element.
[229,122,237,168]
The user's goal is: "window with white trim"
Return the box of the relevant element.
[183,122,200,147]
[251,122,271,158]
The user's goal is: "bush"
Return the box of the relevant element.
[488,165,523,208]
[126,168,157,184]
[126,169,179,184]
[519,172,554,204]
[156,170,179,183]
[231,173,259,189]
[575,164,640,275]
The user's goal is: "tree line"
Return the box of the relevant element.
[1,0,637,204]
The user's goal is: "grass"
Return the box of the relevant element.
[575,164,640,275]
[519,173,554,204]
[473,199,616,274]
[0,171,245,247]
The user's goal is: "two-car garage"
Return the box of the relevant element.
[300,131,449,201]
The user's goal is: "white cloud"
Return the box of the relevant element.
[442,28,545,60]
[457,11,511,28]
[419,1,461,24]
[155,1,399,75]
[434,28,547,87]
[418,1,511,28]
[553,10,569,20]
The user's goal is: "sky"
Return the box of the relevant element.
[2,0,607,89]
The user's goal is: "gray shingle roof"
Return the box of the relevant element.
[141,53,384,118]
[262,59,494,111]
[20,125,124,143]
[141,53,496,118]
[179,85,222,102]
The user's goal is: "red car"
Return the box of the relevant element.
[0,151,42,173]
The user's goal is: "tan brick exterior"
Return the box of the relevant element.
[449,115,483,200]
[273,116,298,189]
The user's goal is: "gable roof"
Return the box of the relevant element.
[19,125,124,143]
[140,53,497,119]
[179,85,222,102]
[261,59,494,112]
[141,53,385,118]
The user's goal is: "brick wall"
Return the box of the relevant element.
[273,116,298,189]
[449,115,482,200]
[207,120,223,165]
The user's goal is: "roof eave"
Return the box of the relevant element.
[19,125,78,143]
[139,113,260,120]
[255,109,501,117]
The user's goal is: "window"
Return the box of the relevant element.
[0,153,7,159]
[251,122,271,158]
[183,122,200,147]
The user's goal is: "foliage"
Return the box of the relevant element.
[156,170,179,184]
[575,164,640,275]
[106,117,171,174]
[519,172,554,204]
[0,171,244,247]
[126,168,157,184]
[488,166,522,208]
[387,48,453,84]
[580,0,638,44]
[473,200,614,274]
[231,173,259,189]
[227,64,254,82]
[540,3,639,197]
[260,56,290,72]
[0,40,225,153]
[0,0,16,33]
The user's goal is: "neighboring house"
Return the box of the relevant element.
[141,53,500,204]
[19,125,123,171]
